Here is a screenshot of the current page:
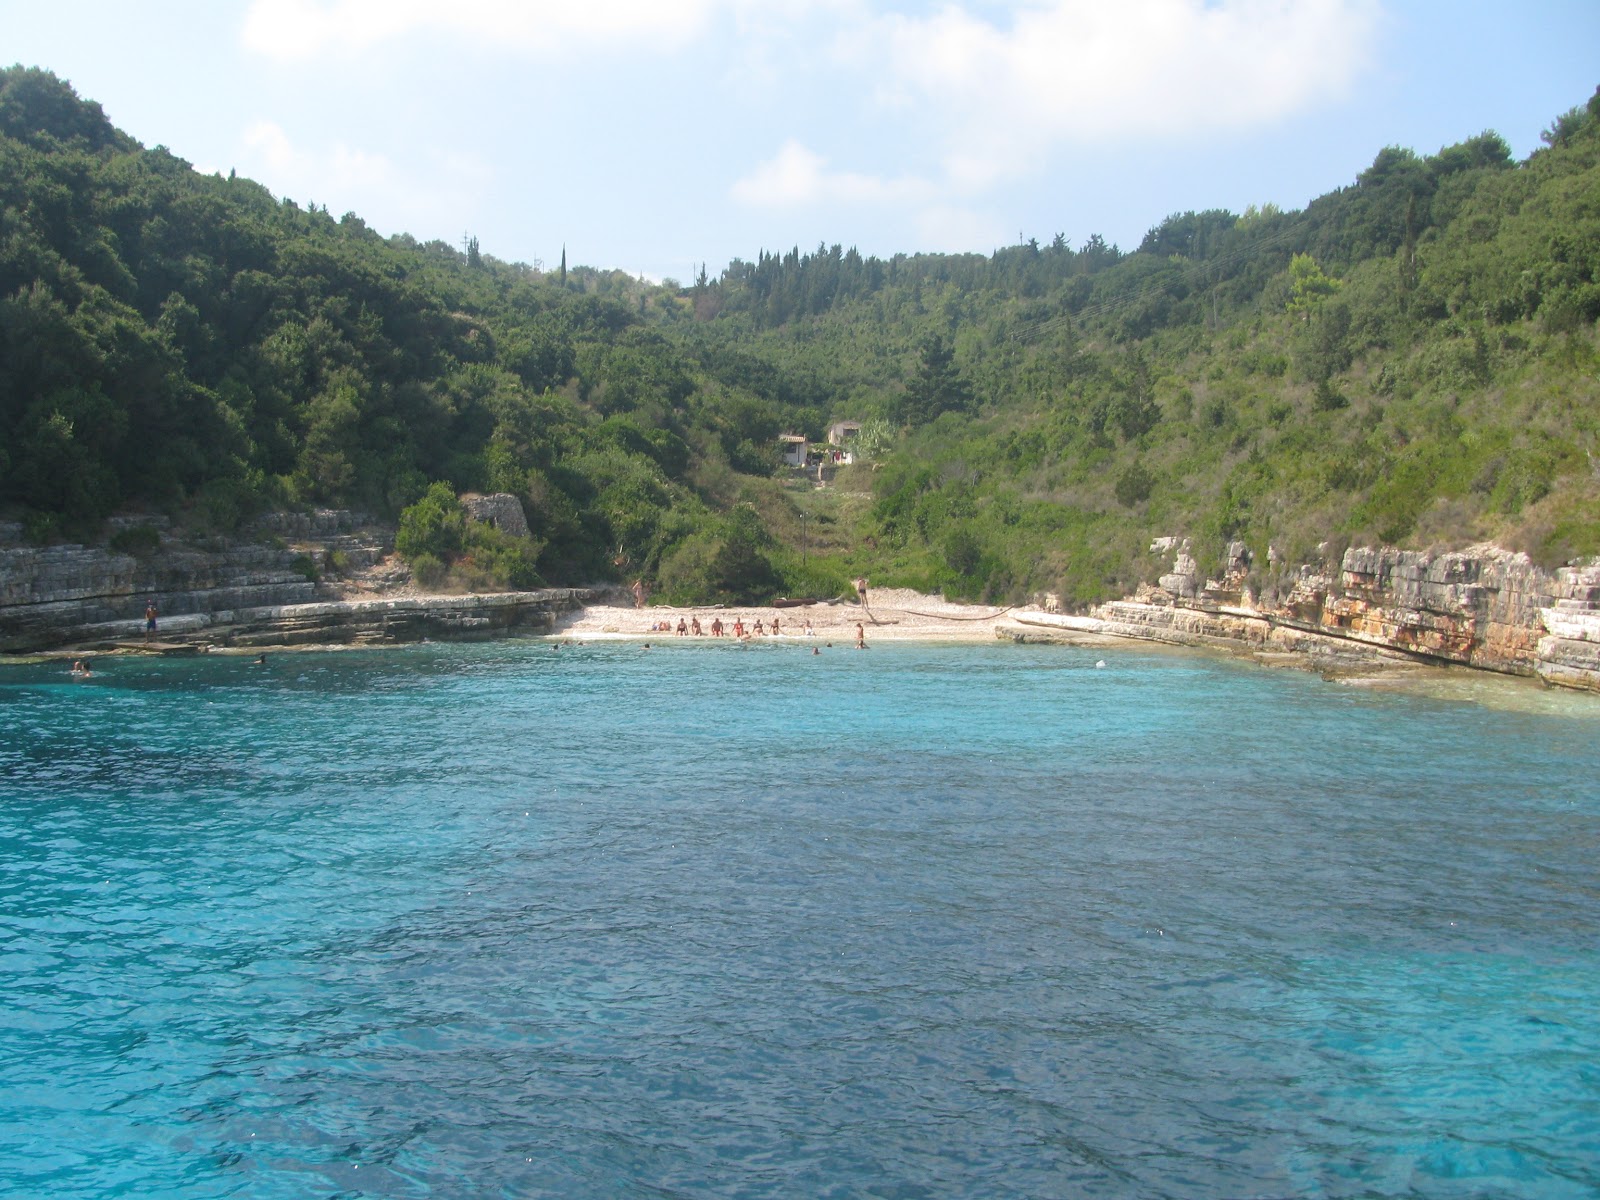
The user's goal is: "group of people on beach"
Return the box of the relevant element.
[649,614,814,639]
[642,613,868,648]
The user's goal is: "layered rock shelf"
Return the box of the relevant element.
[1,533,318,651]
[1013,542,1600,693]
[110,591,593,649]
[0,510,587,652]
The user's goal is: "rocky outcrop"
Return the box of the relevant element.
[1536,564,1600,690]
[128,590,592,648]
[0,511,389,652]
[1155,538,1201,600]
[1011,604,1420,674]
[460,493,533,540]
[0,507,602,652]
[1111,540,1600,692]
[1,536,316,651]
[1307,546,1546,672]
[1148,538,1252,606]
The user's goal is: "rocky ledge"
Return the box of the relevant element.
[69,590,595,650]
[1012,541,1600,693]
[0,508,593,653]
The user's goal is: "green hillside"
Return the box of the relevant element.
[3,65,1597,605]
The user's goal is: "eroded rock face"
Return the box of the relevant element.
[1157,538,1200,599]
[0,511,387,652]
[0,539,318,651]
[190,590,590,647]
[1132,540,1600,691]
[1538,563,1600,689]
[0,506,599,653]
[1316,545,1558,673]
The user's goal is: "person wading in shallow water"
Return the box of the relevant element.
[856,623,867,649]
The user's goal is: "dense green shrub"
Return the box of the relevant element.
[396,482,545,591]
[396,482,466,563]
[108,524,162,556]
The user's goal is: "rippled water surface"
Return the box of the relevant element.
[2,640,1597,1198]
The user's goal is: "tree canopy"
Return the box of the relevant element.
[3,66,1598,605]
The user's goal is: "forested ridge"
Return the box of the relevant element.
[3,65,1598,605]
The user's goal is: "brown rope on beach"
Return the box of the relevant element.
[888,605,1015,621]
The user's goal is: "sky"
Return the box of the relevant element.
[5,1,1597,283]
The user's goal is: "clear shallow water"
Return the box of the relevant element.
[2,640,1597,1199]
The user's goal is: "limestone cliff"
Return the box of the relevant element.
[1104,540,1600,692]
[2,520,311,651]
[0,506,591,653]
[0,511,366,650]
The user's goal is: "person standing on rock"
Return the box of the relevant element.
[145,601,158,643]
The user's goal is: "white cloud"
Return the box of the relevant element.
[237,119,492,237]
[911,204,1009,254]
[241,120,299,175]
[730,139,930,208]
[867,0,1381,185]
[242,119,400,196]
[731,141,1008,253]
[241,0,721,60]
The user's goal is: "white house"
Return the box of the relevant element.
[826,421,861,447]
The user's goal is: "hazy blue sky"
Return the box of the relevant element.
[6,1,1596,282]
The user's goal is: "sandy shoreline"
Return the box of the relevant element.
[550,588,1022,643]
[9,584,1592,716]
[544,590,1598,716]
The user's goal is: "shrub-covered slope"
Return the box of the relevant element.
[3,65,1596,605]
[687,91,1600,601]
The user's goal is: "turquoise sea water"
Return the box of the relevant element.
[2,639,1597,1199]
